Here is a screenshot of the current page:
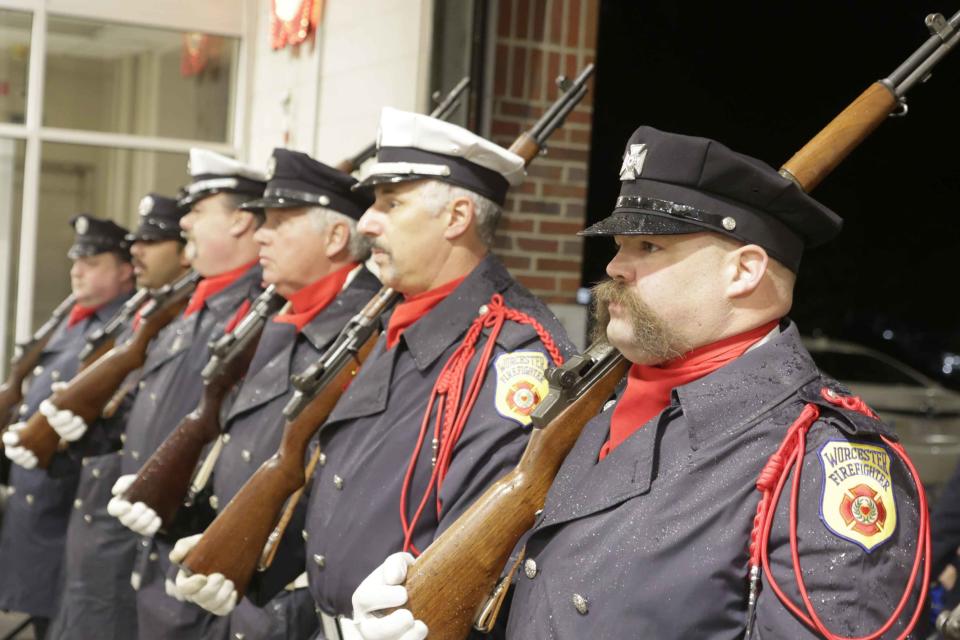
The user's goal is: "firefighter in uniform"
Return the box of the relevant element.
[351,127,928,639]
[46,193,192,640]
[1,214,135,639]
[115,148,381,640]
[169,107,577,639]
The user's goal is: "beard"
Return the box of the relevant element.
[590,279,691,365]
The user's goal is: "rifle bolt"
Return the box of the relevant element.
[241,449,251,463]
[313,554,326,568]
[524,558,538,579]
[333,475,344,490]
[571,593,589,615]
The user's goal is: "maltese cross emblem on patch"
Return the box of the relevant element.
[619,144,648,181]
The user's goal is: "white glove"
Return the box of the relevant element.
[107,474,162,536]
[170,534,237,616]
[40,399,87,441]
[352,552,428,640]
[3,423,38,469]
[165,578,187,602]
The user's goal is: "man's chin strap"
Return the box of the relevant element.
[744,391,930,640]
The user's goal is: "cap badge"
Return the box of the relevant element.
[619,144,648,181]
[722,216,737,231]
[265,156,277,181]
[139,196,155,217]
[75,216,89,235]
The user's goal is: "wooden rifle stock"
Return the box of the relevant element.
[0,293,75,427]
[402,343,628,639]
[780,9,960,191]
[16,272,200,469]
[77,287,153,370]
[121,287,284,527]
[181,286,398,597]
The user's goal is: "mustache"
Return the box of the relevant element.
[590,279,689,363]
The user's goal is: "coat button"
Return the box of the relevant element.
[241,449,251,463]
[222,434,231,444]
[92,468,101,478]
[19,403,29,416]
[149,552,158,561]
[51,370,61,381]
[32,365,43,376]
[25,494,34,505]
[83,514,92,524]
[313,554,325,568]
[74,499,83,509]
[138,381,146,391]
[523,558,538,579]
[234,634,245,640]
[209,495,219,510]
[572,593,589,615]
[131,451,140,460]
[301,529,309,541]
[333,475,343,490]
[317,452,326,466]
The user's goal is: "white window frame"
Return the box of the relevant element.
[0,0,255,365]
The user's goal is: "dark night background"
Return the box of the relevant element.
[583,1,960,387]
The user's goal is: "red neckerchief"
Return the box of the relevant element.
[385,276,466,350]
[598,320,779,460]
[67,304,101,328]
[273,263,359,332]
[183,260,257,318]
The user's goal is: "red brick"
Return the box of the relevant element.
[518,274,557,291]
[494,234,514,251]
[492,119,522,137]
[497,0,513,37]
[527,164,563,180]
[502,216,535,232]
[566,109,592,125]
[566,165,588,182]
[518,237,559,252]
[569,129,591,145]
[549,0,564,45]
[500,100,534,118]
[564,202,585,218]
[532,0,547,41]
[559,277,581,292]
[538,258,580,272]
[540,220,583,234]
[564,52,578,78]
[584,0,599,50]
[516,199,561,215]
[547,51,561,92]
[511,46,527,97]
[495,44,509,95]
[515,0,530,39]
[542,145,589,162]
[543,183,586,198]
[566,0,581,48]
[516,180,537,195]
[543,293,577,304]
[529,47,544,101]
[500,254,532,270]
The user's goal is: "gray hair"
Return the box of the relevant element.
[415,180,502,247]
[306,206,371,261]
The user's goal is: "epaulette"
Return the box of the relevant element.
[797,377,898,442]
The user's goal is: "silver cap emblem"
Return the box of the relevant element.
[139,196,154,217]
[265,156,277,181]
[721,216,737,231]
[74,216,89,234]
[619,144,648,181]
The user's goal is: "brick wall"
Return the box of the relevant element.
[489,0,598,304]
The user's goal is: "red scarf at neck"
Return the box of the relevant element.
[67,304,101,328]
[598,320,779,460]
[273,263,359,332]
[385,277,465,350]
[183,260,257,318]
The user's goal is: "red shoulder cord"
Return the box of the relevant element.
[399,293,564,555]
[746,389,930,640]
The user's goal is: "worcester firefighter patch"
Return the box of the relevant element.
[818,439,897,553]
[494,351,549,427]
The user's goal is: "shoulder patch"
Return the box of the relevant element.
[818,439,897,552]
[494,351,549,427]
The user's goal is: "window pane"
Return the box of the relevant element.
[44,16,238,143]
[33,142,188,327]
[0,138,25,369]
[0,9,32,125]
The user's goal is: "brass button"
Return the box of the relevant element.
[138,381,146,391]
[222,434,231,444]
[18,404,29,416]
[333,475,343,490]
[524,558,538,579]
[73,499,83,509]
[301,529,309,541]
[209,495,219,510]
[317,452,326,466]
[32,365,43,376]
[51,370,61,381]
[572,593,589,615]
[234,634,245,640]
[313,554,325,568]
[25,494,34,505]
[83,514,92,524]
[241,449,251,463]
[92,468,101,478]
[149,552,158,562]
[131,451,140,460]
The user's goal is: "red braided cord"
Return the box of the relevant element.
[399,294,563,555]
[752,403,929,639]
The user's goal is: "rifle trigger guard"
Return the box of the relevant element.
[889,99,909,118]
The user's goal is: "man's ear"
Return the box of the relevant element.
[229,210,256,238]
[726,244,769,299]
[325,221,350,258]
[443,196,475,241]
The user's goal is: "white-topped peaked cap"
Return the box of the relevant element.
[180,148,268,207]
[355,107,525,205]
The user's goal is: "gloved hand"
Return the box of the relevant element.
[352,552,428,640]
[2,423,38,469]
[170,534,237,616]
[40,395,87,442]
[107,474,162,536]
